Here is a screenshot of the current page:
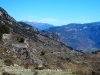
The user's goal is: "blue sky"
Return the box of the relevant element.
[0,0,100,26]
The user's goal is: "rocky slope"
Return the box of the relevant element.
[0,7,82,68]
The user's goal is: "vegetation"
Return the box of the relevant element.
[0,32,2,40]
[6,22,38,42]
[4,59,13,66]
[40,51,45,56]
[2,72,15,75]
[92,50,100,54]
[98,69,100,71]
[0,24,10,34]
[0,24,10,40]
[24,63,30,69]
[0,59,76,75]
[66,57,71,62]
[18,37,25,43]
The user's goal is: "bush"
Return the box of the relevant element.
[24,63,30,69]
[35,64,44,70]
[92,50,100,54]
[4,59,13,66]
[40,51,45,56]
[19,37,25,43]
[98,68,100,71]
[0,24,10,40]
[91,71,95,75]
[0,32,2,40]
[66,58,71,62]
[0,28,5,34]
[2,72,10,75]
[0,24,10,34]
[34,71,38,75]
[2,72,15,75]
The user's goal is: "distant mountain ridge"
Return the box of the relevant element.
[22,20,54,30]
[49,22,100,52]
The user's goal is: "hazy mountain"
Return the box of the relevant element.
[49,22,100,52]
[22,20,54,30]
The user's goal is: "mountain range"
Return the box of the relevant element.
[49,22,100,52]
[22,20,100,52]
[22,20,54,30]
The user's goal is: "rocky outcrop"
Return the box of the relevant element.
[3,33,43,65]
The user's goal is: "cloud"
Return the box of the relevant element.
[71,16,94,24]
[37,18,70,26]
[41,18,60,23]
[28,16,37,18]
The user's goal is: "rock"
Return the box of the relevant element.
[2,34,11,40]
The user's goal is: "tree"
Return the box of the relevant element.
[0,24,10,40]
[40,51,45,56]
[4,59,14,66]
[19,37,25,43]
[0,28,5,34]
[0,32,2,40]
[0,24,10,34]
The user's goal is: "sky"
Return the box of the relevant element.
[0,0,100,26]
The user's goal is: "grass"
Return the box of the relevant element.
[33,69,76,75]
[3,67,76,75]
[0,59,76,75]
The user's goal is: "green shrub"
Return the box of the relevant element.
[2,72,15,75]
[19,37,25,43]
[98,68,100,71]
[24,63,30,69]
[4,59,13,66]
[35,64,44,70]
[66,57,71,62]
[40,51,45,56]
[0,28,5,34]
[0,32,2,40]
[0,24,10,40]
[91,71,95,75]
[34,71,38,75]
[0,24,10,34]
[92,50,100,54]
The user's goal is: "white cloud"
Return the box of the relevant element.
[71,16,94,24]
[43,18,59,21]
[41,18,60,23]
[28,16,37,18]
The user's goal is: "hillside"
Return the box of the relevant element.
[49,22,100,52]
[0,7,80,74]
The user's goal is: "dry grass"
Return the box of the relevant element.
[0,59,76,75]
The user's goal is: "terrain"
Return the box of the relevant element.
[0,7,100,75]
[49,22,100,52]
